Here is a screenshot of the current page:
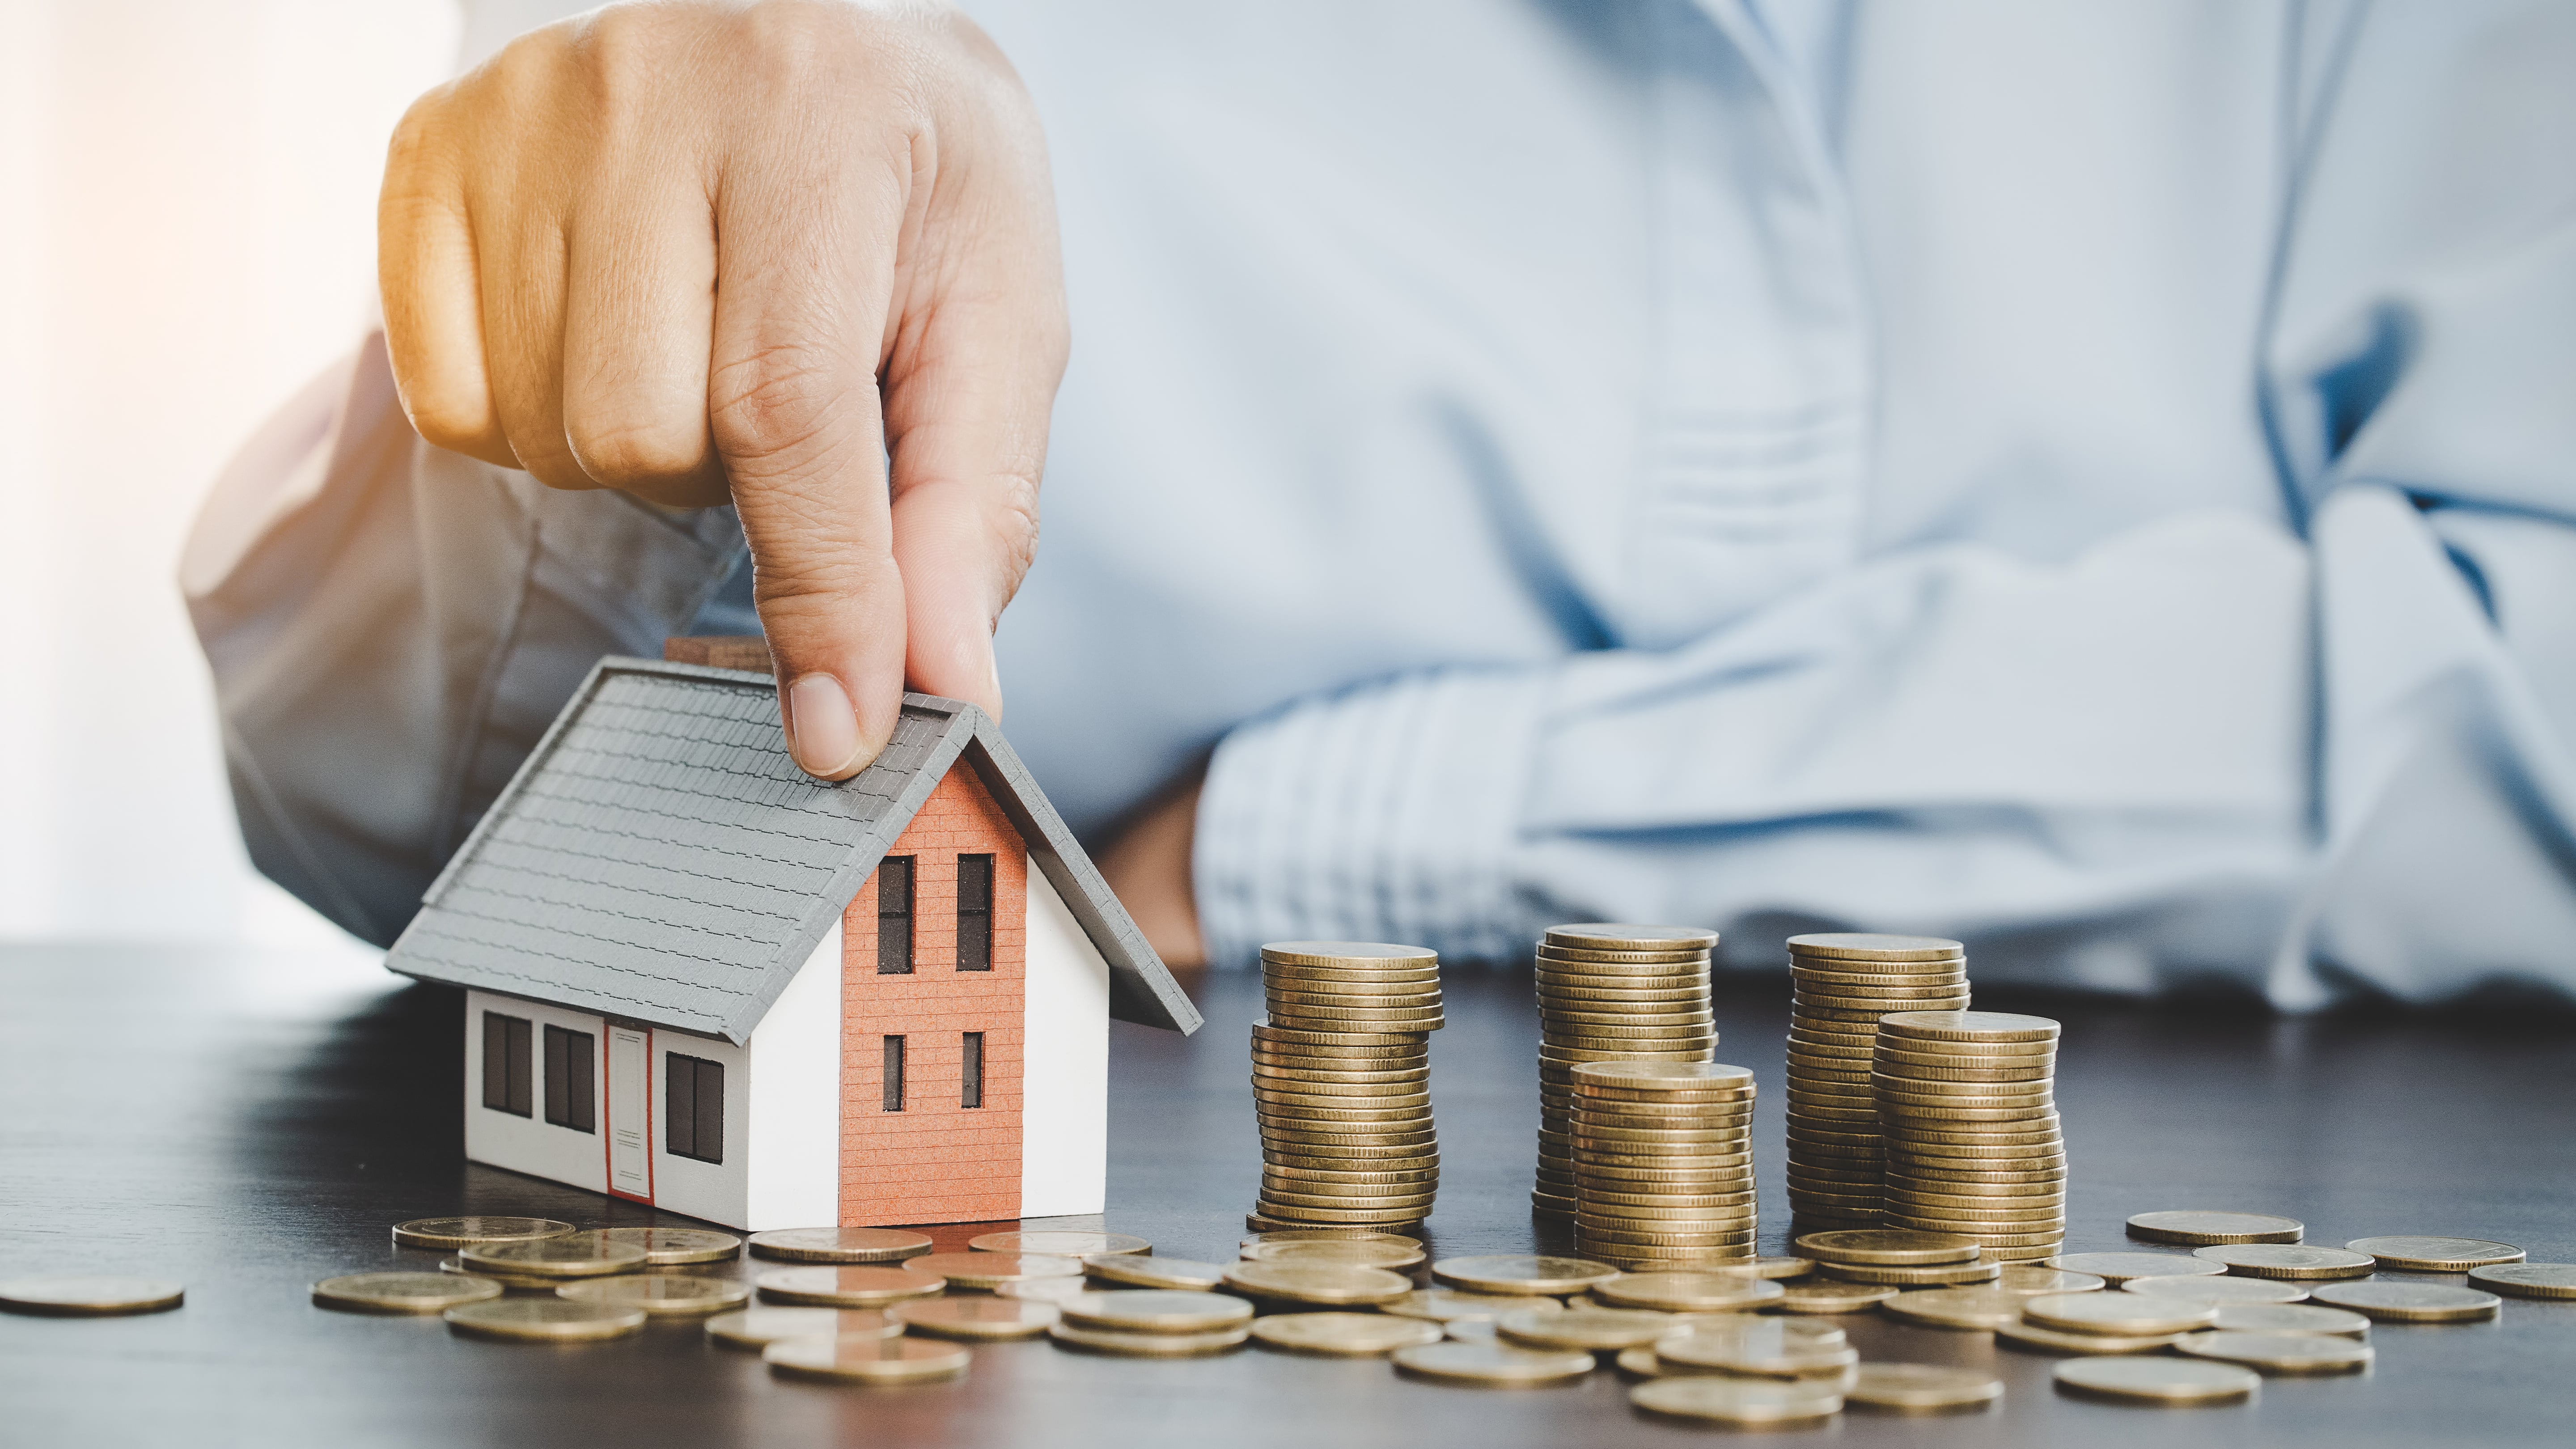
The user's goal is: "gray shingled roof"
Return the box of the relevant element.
[386,658,1200,1043]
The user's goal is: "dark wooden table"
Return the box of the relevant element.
[5,943,2572,1446]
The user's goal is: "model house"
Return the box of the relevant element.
[384,645,1199,1231]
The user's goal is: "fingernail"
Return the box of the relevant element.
[785,672,865,778]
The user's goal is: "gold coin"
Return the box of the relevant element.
[1382,1289,1568,1322]
[435,1255,557,1291]
[2469,1263,2576,1300]
[705,1305,900,1349]
[1251,1200,1430,1227]
[745,1227,934,1263]
[892,1296,1061,1339]
[905,1252,1084,1288]
[2174,1330,2373,1374]
[1991,1266,2103,1295]
[1252,1025,1426,1048]
[2022,1292,2214,1336]
[1817,1260,2001,1288]
[1391,1339,1597,1386]
[1546,923,1720,951]
[1253,1066,1430,1086]
[2340,1236,2523,1271]
[996,1275,1094,1304]
[558,1274,750,1316]
[1844,1363,2004,1412]
[458,1233,647,1280]
[1241,1229,1423,1251]
[1880,1287,2031,1330]
[1267,989,1444,1011]
[1245,1312,1441,1356]
[1655,1318,1858,1377]
[1253,1076,1430,1098]
[2306,1282,2500,1323]
[2190,1245,2374,1280]
[1877,1010,2058,1042]
[1569,1060,1752,1090]
[764,1333,971,1382]
[2043,1253,2222,1286]
[754,1265,946,1307]
[1785,932,1962,961]
[1877,1061,2054,1085]
[1261,1188,1439,1212]
[2054,1355,2258,1404]
[1221,1261,1412,1305]
[1631,1376,1844,1425]
[1082,1255,1229,1290]
[443,1297,644,1342]
[1262,940,1439,966]
[1432,1254,1621,1295]
[1048,1321,1250,1356]
[1241,1238,1426,1270]
[311,1271,499,1315]
[1772,1283,1896,1316]
[1794,967,1967,988]
[1056,1290,1252,1334]
[1794,1229,1979,1266]
[2120,1275,2306,1304]
[391,1216,574,1252]
[2209,1302,2371,1336]
[1995,1320,2184,1355]
[591,1227,742,1265]
[1589,1273,1782,1313]
[1494,1306,1677,1352]
[2123,1211,2303,1246]
[1267,1011,1444,1030]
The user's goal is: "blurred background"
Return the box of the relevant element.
[0,0,455,957]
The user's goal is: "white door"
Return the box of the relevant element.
[608,1026,652,1200]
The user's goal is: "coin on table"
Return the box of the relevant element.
[1223,1261,1413,1306]
[2209,1303,2372,1337]
[2055,1355,2257,1404]
[2123,1211,2303,1246]
[1250,1312,1443,1356]
[444,1297,645,1343]
[756,1265,946,1307]
[1699,1256,1813,1280]
[1657,1318,1856,1377]
[2177,1330,2373,1374]
[589,1227,741,1265]
[2307,1282,2501,1323]
[1631,1376,1844,1426]
[1083,1255,1228,1291]
[1774,1279,1896,1313]
[746,1227,934,1263]
[1816,1259,2001,1287]
[893,1296,1060,1340]
[1992,1267,2103,1296]
[2341,1236,2524,1272]
[1592,1273,1783,1313]
[436,1254,552,1290]
[460,1233,648,1280]
[1382,1289,1566,1323]
[907,1252,1083,1289]
[557,1274,750,1316]
[1057,1290,1253,1334]
[2043,1253,2222,1286]
[1794,1229,1980,1266]
[1880,1288,2032,1331]
[1049,1321,1251,1356]
[2021,1292,2215,1337]
[1240,1238,1425,1270]
[1843,1363,2004,1412]
[2469,1263,2576,1301]
[1496,1307,1678,1353]
[312,1271,501,1315]
[0,1276,186,1317]
[1995,1320,2184,1355]
[968,1230,1151,1258]
[766,1334,972,1383]
[1432,1255,1622,1296]
[2120,1275,2306,1304]
[704,1305,899,1350]
[1391,1339,1597,1387]
[392,1216,574,1252]
[2193,1245,2375,1280]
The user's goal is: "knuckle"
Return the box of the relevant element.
[565,411,708,487]
[708,343,864,468]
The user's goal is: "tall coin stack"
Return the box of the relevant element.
[1783,934,1970,1225]
[1874,1010,2066,1262]
[1533,924,1720,1217]
[1250,941,1442,1232]
[1568,1061,1757,1269]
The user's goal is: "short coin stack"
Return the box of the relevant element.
[1252,941,1442,1231]
[1874,1010,2066,1262]
[1784,934,1969,1224]
[1568,1062,1757,1269]
[1533,924,1720,1216]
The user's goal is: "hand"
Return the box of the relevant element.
[1095,764,1209,968]
[378,0,1067,778]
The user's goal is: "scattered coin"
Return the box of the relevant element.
[2055,1356,2259,1405]
[1656,1318,1857,1377]
[1815,1258,2001,1287]
[755,1265,945,1307]
[893,1296,1062,1339]
[1250,1312,1443,1355]
[1995,1320,2184,1355]
[765,1334,971,1383]
[1992,1267,2104,1295]
[968,1230,1151,1258]
[1048,1321,1251,1356]
[0,1275,186,1318]
[1240,1238,1424,1270]
[443,1297,644,1343]
[1223,1261,1412,1306]
[435,1254,555,1290]
[1880,1288,2031,1331]
[746,1227,934,1263]
[2341,1236,2524,1272]
[391,1216,574,1252]
[907,1252,1083,1289]
[2043,1253,2223,1286]
[2021,1292,2215,1336]
[1056,1290,1253,1334]
[1774,1279,1897,1313]
[1433,1255,1621,1296]
[2209,1303,2371,1337]
[2308,1282,2500,1323]
[2192,1245,2376,1280]
[1496,1307,1677,1353]
[1631,1376,1844,1425]
[704,1305,898,1350]
[2120,1275,2306,1304]
[2124,1211,2303,1246]
[1592,1273,1784,1313]
[591,1227,741,1265]
[459,1233,648,1280]
[555,1274,748,1316]
[1383,1289,1566,1323]
[2469,1263,2576,1301]
[1843,1363,2004,1412]
[312,1271,500,1315]
[1795,1229,1979,1266]
[2175,1330,2373,1374]
[1083,1255,1229,1290]
[1392,1339,1597,1387]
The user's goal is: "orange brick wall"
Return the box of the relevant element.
[839,764,1028,1225]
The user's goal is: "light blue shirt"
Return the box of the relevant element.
[191,0,2576,1005]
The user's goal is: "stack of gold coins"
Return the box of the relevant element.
[1252,942,1441,1230]
[1569,1061,1757,1269]
[1533,925,1719,1216]
[1874,1010,2065,1262]
[1783,934,1969,1224]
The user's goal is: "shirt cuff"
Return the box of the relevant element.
[1193,667,1547,967]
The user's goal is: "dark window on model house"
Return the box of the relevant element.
[482,1012,532,1117]
[883,1036,907,1111]
[665,1054,724,1163]
[962,1031,985,1108]
[542,1025,596,1133]
[956,854,994,970]
[877,856,915,973]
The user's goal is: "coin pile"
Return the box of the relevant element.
[1783,934,1968,1224]
[1873,1010,2064,1262]
[1253,942,1441,1231]
[1532,924,1719,1217]
[1568,1061,1756,1269]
